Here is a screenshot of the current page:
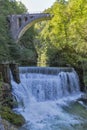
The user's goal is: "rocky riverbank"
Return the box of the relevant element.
[0,82,25,130]
[0,118,18,130]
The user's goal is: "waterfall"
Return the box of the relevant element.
[11,67,82,126]
[12,67,80,103]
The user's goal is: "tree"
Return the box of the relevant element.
[34,0,87,66]
[0,0,37,65]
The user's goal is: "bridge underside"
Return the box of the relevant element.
[8,13,52,42]
[18,17,51,41]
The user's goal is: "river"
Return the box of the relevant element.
[11,67,87,130]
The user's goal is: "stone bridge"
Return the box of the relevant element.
[8,13,52,42]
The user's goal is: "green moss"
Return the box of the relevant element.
[0,106,25,127]
[0,82,25,127]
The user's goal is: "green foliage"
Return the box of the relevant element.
[0,0,37,65]
[35,0,87,67]
[0,106,25,126]
[0,82,24,126]
[19,26,38,65]
[8,42,22,61]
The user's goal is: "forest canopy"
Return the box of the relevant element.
[0,0,87,68]
[34,0,87,67]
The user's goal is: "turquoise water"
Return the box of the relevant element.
[19,100,87,130]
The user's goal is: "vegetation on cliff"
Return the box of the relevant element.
[0,82,25,127]
[0,106,25,127]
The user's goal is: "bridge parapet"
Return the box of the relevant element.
[8,13,52,42]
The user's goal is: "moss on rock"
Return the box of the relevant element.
[0,82,25,127]
[0,106,25,127]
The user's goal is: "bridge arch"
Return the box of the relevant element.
[8,13,52,42]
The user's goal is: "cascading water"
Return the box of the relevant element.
[11,67,87,130]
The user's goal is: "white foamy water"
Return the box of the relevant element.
[11,67,85,130]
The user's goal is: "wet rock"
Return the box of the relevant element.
[0,83,12,105]
[77,94,87,105]
[0,117,5,130]
[10,63,20,84]
[2,119,18,130]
